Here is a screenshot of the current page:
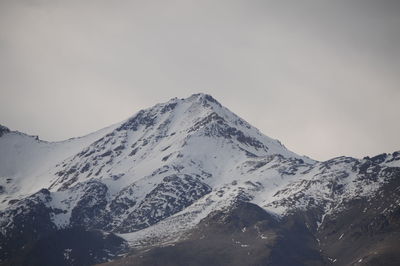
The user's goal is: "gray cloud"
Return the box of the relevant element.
[0,0,399,160]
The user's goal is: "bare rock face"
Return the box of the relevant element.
[115,174,211,233]
[0,125,10,137]
[0,189,56,262]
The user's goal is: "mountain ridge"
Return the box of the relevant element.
[0,93,399,265]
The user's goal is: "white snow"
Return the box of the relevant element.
[0,123,118,208]
[0,93,397,248]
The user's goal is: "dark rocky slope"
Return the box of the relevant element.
[0,228,128,266]
[100,164,400,266]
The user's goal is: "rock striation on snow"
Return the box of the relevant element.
[0,93,399,265]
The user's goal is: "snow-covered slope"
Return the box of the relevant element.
[0,93,399,262]
[0,123,118,208]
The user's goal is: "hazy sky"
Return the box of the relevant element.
[1,0,399,161]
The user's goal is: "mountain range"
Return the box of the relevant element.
[0,93,399,266]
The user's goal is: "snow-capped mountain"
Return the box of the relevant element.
[0,93,399,266]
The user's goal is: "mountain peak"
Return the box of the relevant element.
[111,92,310,167]
[1,94,399,265]
[118,93,224,133]
[185,93,222,107]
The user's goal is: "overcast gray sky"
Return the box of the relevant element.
[0,0,399,161]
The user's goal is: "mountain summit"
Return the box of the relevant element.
[0,93,399,265]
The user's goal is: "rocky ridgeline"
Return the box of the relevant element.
[0,94,399,266]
